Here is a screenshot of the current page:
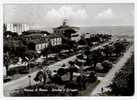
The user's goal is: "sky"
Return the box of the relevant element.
[3,3,134,27]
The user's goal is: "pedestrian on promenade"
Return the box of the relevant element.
[101,87,104,93]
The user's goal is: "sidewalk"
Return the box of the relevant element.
[90,45,134,96]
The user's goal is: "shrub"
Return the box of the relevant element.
[95,63,104,71]
[57,68,67,76]
[102,60,113,72]
[108,54,134,96]
[87,71,97,83]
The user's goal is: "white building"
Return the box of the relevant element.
[35,37,62,53]
[5,23,30,34]
[23,33,62,53]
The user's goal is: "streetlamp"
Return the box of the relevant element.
[28,75,31,87]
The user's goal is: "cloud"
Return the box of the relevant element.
[4,4,133,27]
[45,6,88,27]
[96,8,114,19]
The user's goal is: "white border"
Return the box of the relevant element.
[0,0,136,100]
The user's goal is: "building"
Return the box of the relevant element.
[34,34,62,53]
[71,33,81,42]
[22,20,79,53]
[22,31,62,53]
[4,23,30,34]
[53,19,79,40]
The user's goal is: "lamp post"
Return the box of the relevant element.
[28,59,32,87]
[28,75,31,87]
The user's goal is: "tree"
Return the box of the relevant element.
[103,45,114,57]
[4,53,10,76]
[65,81,79,89]
[12,32,18,38]
[49,73,63,85]
[34,70,47,85]
[64,28,76,39]
[68,61,79,81]
[41,47,48,60]
[101,60,113,72]
[113,40,127,56]
[95,62,104,71]
[108,55,134,96]
[90,49,103,68]
[4,31,19,39]
[4,41,10,53]
[86,38,93,47]
[84,46,90,65]
[24,50,38,60]
[75,54,86,66]
[66,40,77,52]
[57,65,67,76]
[76,75,87,90]
[78,35,87,45]
[15,43,27,58]
[41,41,52,61]
[4,31,12,38]
[28,42,35,50]
[90,34,100,42]
[108,71,133,96]
[87,71,97,83]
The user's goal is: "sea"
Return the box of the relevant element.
[79,26,134,37]
[43,25,134,39]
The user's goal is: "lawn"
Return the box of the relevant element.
[80,80,100,96]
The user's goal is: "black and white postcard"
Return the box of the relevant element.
[3,3,134,97]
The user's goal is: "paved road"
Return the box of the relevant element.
[90,45,134,96]
[3,41,112,96]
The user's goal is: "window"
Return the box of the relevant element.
[58,38,62,45]
[51,39,54,46]
[45,43,48,48]
[36,44,39,51]
[56,38,59,45]
[54,38,57,45]
[52,38,56,46]
[42,43,45,49]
